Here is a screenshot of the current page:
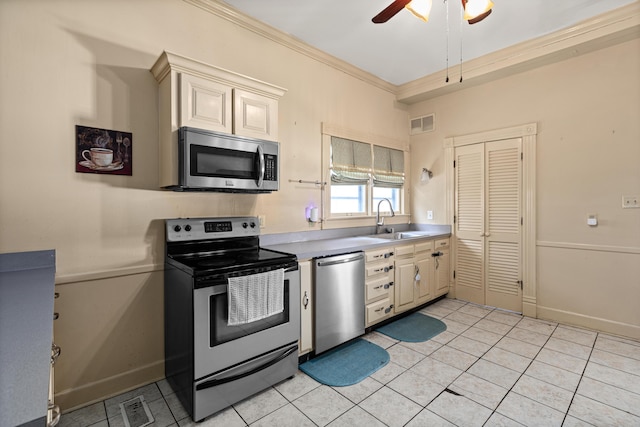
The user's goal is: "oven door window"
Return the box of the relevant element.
[210,279,290,346]
[191,144,258,180]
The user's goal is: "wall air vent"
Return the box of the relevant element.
[410,113,435,135]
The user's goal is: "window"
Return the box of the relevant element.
[329,136,405,216]
[372,145,404,212]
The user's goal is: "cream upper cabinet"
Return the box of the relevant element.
[233,89,278,141]
[180,73,232,134]
[151,51,286,187]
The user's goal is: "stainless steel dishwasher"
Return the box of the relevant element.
[313,251,365,354]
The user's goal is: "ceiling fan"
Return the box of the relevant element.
[373,0,494,25]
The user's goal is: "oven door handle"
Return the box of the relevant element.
[195,345,297,391]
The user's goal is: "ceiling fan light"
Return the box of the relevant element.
[405,0,433,23]
[462,0,493,21]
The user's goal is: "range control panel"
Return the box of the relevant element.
[166,217,259,242]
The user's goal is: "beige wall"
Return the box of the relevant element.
[409,38,640,338]
[0,0,408,411]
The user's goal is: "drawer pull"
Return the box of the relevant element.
[374,281,394,291]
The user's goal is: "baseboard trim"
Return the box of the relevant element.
[55,359,165,413]
[537,305,640,341]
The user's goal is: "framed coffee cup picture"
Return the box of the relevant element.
[75,125,132,175]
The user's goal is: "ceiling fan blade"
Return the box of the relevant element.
[372,0,413,24]
[468,8,491,24]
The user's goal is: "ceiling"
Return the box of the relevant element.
[222,0,636,86]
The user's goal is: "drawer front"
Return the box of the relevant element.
[415,240,435,254]
[394,244,414,258]
[366,262,394,278]
[366,298,394,326]
[435,238,449,249]
[366,248,395,263]
[366,276,394,302]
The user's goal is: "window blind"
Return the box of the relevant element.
[373,145,405,188]
[330,137,372,184]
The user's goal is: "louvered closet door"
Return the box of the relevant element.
[454,144,485,305]
[484,139,522,312]
[454,139,522,312]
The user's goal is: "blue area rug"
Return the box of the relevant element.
[299,338,389,387]
[376,312,447,342]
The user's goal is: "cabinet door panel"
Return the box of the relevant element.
[233,89,278,141]
[435,248,450,296]
[414,255,432,303]
[298,260,313,355]
[394,258,416,313]
[180,73,232,133]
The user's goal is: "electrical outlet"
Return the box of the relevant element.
[622,195,639,209]
[427,210,433,220]
[258,215,266,227]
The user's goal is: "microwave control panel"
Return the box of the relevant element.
[264,154,277,181]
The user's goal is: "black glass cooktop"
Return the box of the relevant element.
[171,248,294,271]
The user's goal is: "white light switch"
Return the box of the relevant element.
[587,214,598,226]
[427,210,433,220]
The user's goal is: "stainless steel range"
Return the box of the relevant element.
[164,216,300,422]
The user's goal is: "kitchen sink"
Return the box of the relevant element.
[370,231,436,240]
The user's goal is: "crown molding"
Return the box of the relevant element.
[184,0,397,94]
[184,1,639,105]
[397,2,640,104]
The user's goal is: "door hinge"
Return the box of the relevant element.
[453,215,457,224]
[517,280,523,290]
[453,160,456,168]
[521,217,523,226]
[453,270,456,279]
[521,152,523,161]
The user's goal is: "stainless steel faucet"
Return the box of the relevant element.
[376,198,395,234]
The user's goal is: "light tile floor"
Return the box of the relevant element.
[58,298,640,426]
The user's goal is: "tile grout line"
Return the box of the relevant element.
[560,330,599,427]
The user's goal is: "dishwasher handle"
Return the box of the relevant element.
[316,253,364,267]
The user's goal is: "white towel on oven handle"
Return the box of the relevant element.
[227,268,285,326]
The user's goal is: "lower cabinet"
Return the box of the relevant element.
[298,260,313,356]
[364,248,395,327]
[298,237,451,356]
[394,240,435,314]
[434,238,450,297]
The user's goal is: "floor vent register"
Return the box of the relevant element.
[119,396,154,427]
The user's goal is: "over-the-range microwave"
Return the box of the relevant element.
[167,127,279,193]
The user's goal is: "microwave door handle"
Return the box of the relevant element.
[256,145,265,188]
